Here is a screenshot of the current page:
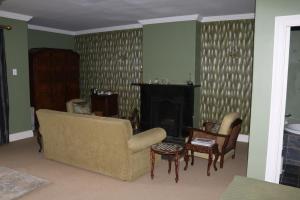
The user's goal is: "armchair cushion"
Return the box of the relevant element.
[128,128,166,153]
[218,112,240,135]
[66,99,91,114]
[73,101,91,114]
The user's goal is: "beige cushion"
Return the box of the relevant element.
[66,99,90,114]
[218,112,240,135]
[73,101,91,114]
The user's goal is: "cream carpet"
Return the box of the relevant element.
[0,166,48,200]
[0,138,248,200]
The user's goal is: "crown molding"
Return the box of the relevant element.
[201,13,255,22]
[27,13,255,36]
[28,24,75,35]
[74,24,142,35]
[138,14,200,25]
[0,10,32,21]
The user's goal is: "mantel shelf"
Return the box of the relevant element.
[131,83,200,88]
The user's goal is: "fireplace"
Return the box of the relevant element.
[133,83,199,144]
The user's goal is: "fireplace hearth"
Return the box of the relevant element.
[132,83,199,144]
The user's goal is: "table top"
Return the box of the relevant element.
[151,143,183,154]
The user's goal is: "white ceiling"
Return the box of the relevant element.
[0,0,255,31]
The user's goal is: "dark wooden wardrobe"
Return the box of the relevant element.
[29,48,80,112]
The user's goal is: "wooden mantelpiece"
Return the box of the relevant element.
[131,83,200,88]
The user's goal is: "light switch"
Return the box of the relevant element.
[12,68,17,76]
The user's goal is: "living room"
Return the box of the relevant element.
[0,0,300,200]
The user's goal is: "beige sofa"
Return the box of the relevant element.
[36,109,166,181]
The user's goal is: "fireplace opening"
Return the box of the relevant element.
[151,98,183,138]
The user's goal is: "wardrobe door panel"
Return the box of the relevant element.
[65,51,80,101]
[29,48,80,112]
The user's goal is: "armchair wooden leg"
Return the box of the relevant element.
[232,150,236,159]
[213,151,219,171]
[220,154,224,169]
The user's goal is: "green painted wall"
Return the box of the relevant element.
[194,21,202,127]
[143,21,197,84]
[286,30,300,123]
[28,29,74,50]
[0,17,31,133]
[247,0,300,180]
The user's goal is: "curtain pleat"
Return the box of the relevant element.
[0,29,9,144]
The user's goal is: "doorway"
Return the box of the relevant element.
[265,14,300,183]
[280,27,300,187]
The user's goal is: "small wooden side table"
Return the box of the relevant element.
[91,94,118,117]
[184,143,219,176]
[150,143,184,183]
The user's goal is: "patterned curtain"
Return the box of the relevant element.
[75,29,143,118]
[0,29,9,144]
[198,20,254,134]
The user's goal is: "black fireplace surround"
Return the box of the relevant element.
[133,83,199,144]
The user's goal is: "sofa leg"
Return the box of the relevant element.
[37,131,43,152]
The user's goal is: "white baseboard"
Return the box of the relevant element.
[237,134,249,143]
[9,130,34,142]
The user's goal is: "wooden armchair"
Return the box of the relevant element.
[187,113,242,168]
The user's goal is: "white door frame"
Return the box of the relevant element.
[265,14,300,183]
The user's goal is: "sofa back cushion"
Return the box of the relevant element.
[36,109,133,179]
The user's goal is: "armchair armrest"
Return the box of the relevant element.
[128,128,166,153]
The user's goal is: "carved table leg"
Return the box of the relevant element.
[175,152,179,183]
[191,150,194,166]
[184,149,189,170]
[168,159,172,174]
[150,149,155,179]
[207,150,212,176]
[37,131,43,152]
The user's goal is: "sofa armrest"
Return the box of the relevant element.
[128,128,166,153]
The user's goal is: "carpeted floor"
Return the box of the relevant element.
[0,138,248,200]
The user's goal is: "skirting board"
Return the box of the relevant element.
[238,134,249,143]
[9,130,34,142]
